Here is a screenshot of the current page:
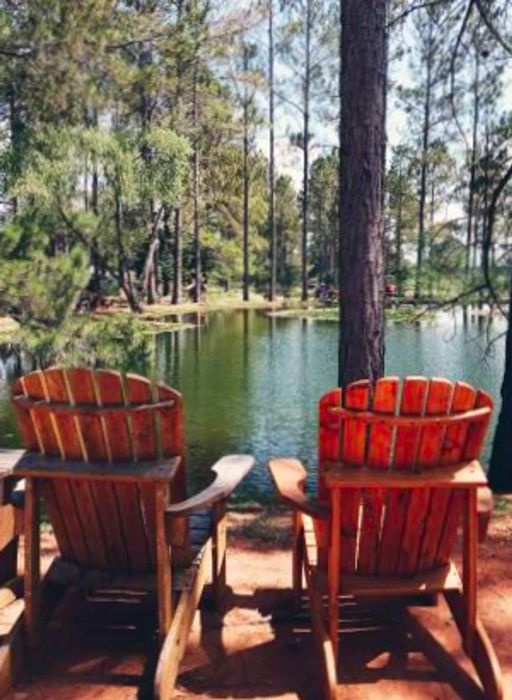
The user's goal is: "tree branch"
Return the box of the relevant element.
[387,0,448,27]
[448,0,475,148]
[474,0,512,56]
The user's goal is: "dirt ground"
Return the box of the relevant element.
[5,506,512,700]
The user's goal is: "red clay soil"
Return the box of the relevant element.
[5,508,512,700]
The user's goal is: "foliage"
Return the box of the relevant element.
[308,152,338,284]
[0,248,89,328]
[17,315,153,371]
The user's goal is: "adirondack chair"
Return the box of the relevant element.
[7,367,254,699]
[269,376,503,700]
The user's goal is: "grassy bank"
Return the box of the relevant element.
[0,292,292,347]
[0,291,438,349]
[267,305,433,324]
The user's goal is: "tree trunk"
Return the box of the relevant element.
[90,113,102,296]
[242,46,250,302]
[395,167,404,297]
[489,272,512,492]
[301,0,311,302]
[162,205,171,297]
[414,15,433,301]
[171,0,184,306]
[192,59,201,304]
[268,0,277,301]
[172,207,183,304]
[142,207,160,304]
[482,161,512,491]
[338,0,387,388]
[466,49,480,275]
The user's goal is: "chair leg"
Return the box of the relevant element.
[156,483,172,644]
[462,489,477,655]
[328,491,341,662]
[24,478,41,650]
[445,590,503,700]
[302,516,338,700]
[212,500,227,609]
[292,511,304,611]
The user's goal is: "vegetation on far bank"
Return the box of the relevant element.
[267,304,438,324]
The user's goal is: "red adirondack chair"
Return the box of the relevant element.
[269,376,503,700]
[7,367,254,699]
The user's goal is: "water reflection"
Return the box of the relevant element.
[0,308,507,496]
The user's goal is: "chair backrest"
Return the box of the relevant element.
[11,367,185,573]
[318,376,493,577]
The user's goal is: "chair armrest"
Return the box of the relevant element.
[11,452,181,483]
[268,458,330,519]
[323,459,487,489]
[165,454,254,517]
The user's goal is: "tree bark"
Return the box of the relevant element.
[171,0,184,306]
[301,0,311,302]
[268,0,277,301]
[172,207,183,304]
[338,0,387,388]
[395,163,404,297]
[192,57,201,303]
[466,49,480,275]
[489,272,512,492]
[242,45,250,302]
[414,14,433,301]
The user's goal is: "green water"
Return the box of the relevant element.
[0,309,506,497]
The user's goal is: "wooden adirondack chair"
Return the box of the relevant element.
[269,376,503,700]
[6,366,254,699]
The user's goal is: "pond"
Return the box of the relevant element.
[0,308,506,499]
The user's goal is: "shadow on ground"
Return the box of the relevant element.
[5,515,512,700]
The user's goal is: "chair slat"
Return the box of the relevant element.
[23,371,60,456]
[434,383,481,566]
[318,389,342,502]
[93,372,132,570]
[367,377,399,468]
[95,370,132,462]
[127,374,158,460]
[59,369,110,568]
[340,381,369,574]
[115,482,151,571]
[464,390,493,460]
[378,377,428,575]
[98,371,151,572]
[418,382,475,572]
[53,480,91,564]
[125,374,157,568]
[399,379,453,575]
[358,377,399,575]
[158,384,183,458]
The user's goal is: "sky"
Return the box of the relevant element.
[245,5,512,192]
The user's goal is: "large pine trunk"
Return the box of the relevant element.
[338,0,386,388]
[489,273,512,492]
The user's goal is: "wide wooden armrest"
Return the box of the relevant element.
[323,460,488,489]
[9,450,181,483]
[165,454,254,517]
[268,458,330,519]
